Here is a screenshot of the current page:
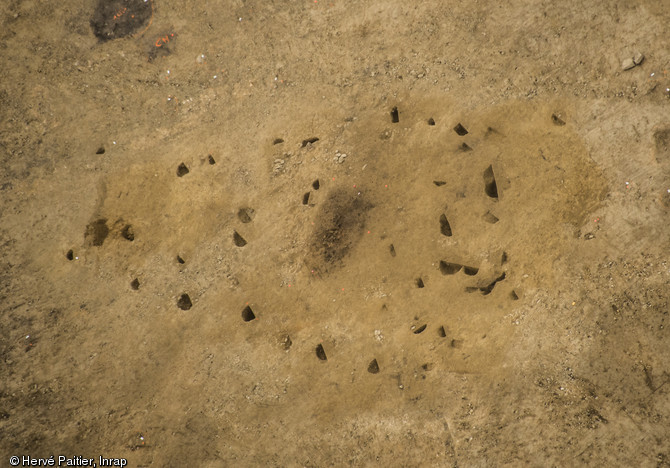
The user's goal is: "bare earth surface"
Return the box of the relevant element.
[1,0,670,466]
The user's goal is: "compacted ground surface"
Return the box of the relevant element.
[1,0,670,466]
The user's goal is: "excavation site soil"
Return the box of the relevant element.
[1,0,670,466]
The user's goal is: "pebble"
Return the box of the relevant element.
[622,58,635,71]
[633,52,644,65]
[272,159,285,173]
[334,151,348,164]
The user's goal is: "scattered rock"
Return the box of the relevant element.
[334,151,348,164]
[622,58,635,71]
[282,335,292,350]
[633,52,644,66]
[273,159,285,173]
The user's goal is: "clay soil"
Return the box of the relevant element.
[1,0,670,466]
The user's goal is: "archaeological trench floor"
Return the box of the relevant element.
[1,0,670,466]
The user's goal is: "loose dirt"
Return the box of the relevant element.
[1,0,670,466]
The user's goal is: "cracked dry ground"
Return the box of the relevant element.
[1,0,670,466]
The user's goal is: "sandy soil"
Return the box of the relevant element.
[1,0,670,466]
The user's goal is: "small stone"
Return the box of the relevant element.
[633,52,644,65]
[622,58,635,71]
